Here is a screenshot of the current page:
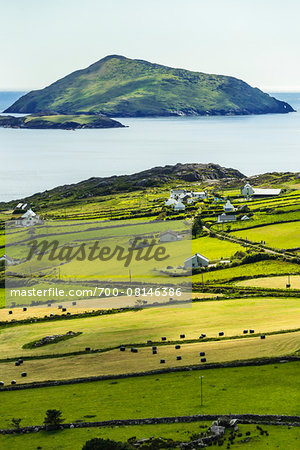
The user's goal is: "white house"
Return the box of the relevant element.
[184,253,209,269]
[241,183,281,197]
[15,209,42,227]
[0,255,17,266]
[224,200,235,212]
[241,183,255,197]
[217,213,236,223]
[192,190,208,200]
[174,200,185,211]
[165,198,177,206]
[170,189,187,199]
[159,230,181,242]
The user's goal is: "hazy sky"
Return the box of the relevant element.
[1,0,299,91]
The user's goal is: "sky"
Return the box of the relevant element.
[0,0,299,92]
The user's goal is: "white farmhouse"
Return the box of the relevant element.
[241,183,281,197]
[165,198,177,206]
[224,200,235,212]
[192,190,208,200]
[184,253,209,269]
[174,200,185,211]
[241,183,255,197]
[15,209,42,227]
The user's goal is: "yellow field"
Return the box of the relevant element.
[237,275,300,289]
[0,331,298,385]
[0,297,298,359]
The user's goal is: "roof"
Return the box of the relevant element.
[253,188,281,196]
[159,230,178,237]
[185,253,209,263]
[21,208,36,218]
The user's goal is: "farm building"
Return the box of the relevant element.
[241,215,250,220]
[191,190,208,200]
[0,255,18,266]
[241,183,281,197]
[217,213,237,223]
[184,253,209,269]
[15,209,42,227]
[174,200,185,211]
[159,230,182,242]
[164,198,177,206]
[224,200,235,212]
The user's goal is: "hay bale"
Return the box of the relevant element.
[11,380,16,385]
[147,340,152,344]
[23,307,27,312]
[72,301,77,306]
[176,356,182,360]
[180,334,185,339]
[175,345,181,350]
[62,307,67,312]
[243,329,248,334]
[58,305,62,309]
[21,372,27,377]
[152,346,157,351]
[18,359,23,364]
[160,359,165,363]
[15,362,20,366]
[9,311,13,315]
[120,346,126,351]
[201,357,206,363]
[0,381,4,386]
[261,335,266,339]
[200,352,205,357]
[161,337,167,341]
[152,350,157,354]
[67,312,71,315]
[50,313,54,317]
[219,332,224,336]
[131,348,138,353]
[47,303,52,307]
[85,347,91,351]
[250,329,255,334]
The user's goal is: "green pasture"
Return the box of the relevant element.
[0,362,299,430]
[231,221,300,249]
[193,260,300,284]
[0,297,298,359]
[0,423,298,450]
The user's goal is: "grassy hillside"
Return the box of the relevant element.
[0,113,124,129]
[5,55,294,116]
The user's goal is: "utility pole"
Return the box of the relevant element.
[200,376,204,406]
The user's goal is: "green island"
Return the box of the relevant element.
[0,163,299,449]
[0,114,124,130]
[4,55,294,117]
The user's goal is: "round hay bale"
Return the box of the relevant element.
[152,350,157,354]
[23,307,27,312]
[15,362,20,366]
[131,348,138,353]
[243,329,248,334]
[58,305,62,309]
[0,381,4,386]
[261,335,266,339]
[250,329,255,334]
[11,380,16,385]
[21,372,27,377]
[200,352,205,357]
[219,332,224,336]
[180,334,185,339]
[161,337,167,341]
[160,359,165,364]
[176,356,182,360]
[18,359,23,364]
[147,340,152,344]
[67,312,71,315]
[9,311,13,315]
[201,357,207,363]
[120,346,125,351]
[85,347,91,351]
[62,308,67,312]
[72,301,77,306]
[175,345,181,349]
[152,346,157,350]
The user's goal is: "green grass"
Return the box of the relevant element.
[0,297,298,359]
[193,260,300,284]
[0,331,298,384]
[0,362,299,430]
[231,221,300,250]
[0,423,299,450]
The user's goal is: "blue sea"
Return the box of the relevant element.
[0,91,299,202]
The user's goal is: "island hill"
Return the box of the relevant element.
[5,55,294,118]
[0,113,124,130]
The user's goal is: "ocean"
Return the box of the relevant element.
[0,91,299,202]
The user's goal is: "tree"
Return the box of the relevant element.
[82,438,133,450]
[43,409,65,431]
[11,418,22,430]
[192,215,203,238]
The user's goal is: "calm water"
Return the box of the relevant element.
[0,91,299,202]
